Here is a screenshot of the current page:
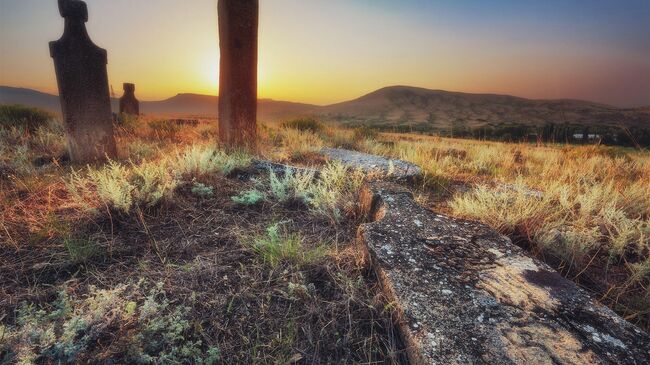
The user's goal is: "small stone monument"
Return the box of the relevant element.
[119,83,140,116]
[50,0,117,162]
[218,0,258,149]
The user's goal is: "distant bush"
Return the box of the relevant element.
[172,144,251,177]
[148,119,181,139]
[116,113,141,132]
[0,104,54,131]
[282,117,323,133]
[353,126,379,141]
[278,128,324,159]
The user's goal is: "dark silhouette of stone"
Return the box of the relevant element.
[119,83,139,116]
[218,0,258,149]
[49,0,117,162]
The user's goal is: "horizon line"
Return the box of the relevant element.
[1,84,648,109]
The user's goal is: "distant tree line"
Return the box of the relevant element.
[446,123,650,147]
[362,122,650,147]
[327,112,650,147]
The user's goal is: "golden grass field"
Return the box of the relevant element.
[1,108,649,362]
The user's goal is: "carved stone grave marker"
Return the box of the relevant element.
[119,83,140,116]
[50,0,117,162]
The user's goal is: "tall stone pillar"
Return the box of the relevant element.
[119,83,140,116]
[218,0,258,149]
[50,0,117,162]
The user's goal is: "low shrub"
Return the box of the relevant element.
[148,119,181,139]
[190,182,215,197]
[67,159,178,213]
[353,126,378,141]
[281,117,323,133]
[232,188,265,205]
[1,283,220,364]
[278,128,324,160]
[252,223,325,268]
[0,104,54,131]
[172,144,251,177]
[263,162,364,221]
[32,120,66,155]
[64,236,100,263]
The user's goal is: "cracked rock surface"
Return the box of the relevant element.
[357,181,650,365]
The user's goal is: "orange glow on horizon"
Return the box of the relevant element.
[0,0,648,107]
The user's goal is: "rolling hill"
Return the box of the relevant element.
[1,85,648,129]
[320,86,650,130]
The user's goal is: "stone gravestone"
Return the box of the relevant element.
[218,0,258,149]
[119,83,140,116]
[50,0,117,162]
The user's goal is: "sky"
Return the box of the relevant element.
[0,0,649,107]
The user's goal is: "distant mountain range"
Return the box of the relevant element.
[0,86,316,122]
[2,85,649,129]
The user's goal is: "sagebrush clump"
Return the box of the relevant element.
[281,117,323,133]
[67,159,178,213]
[1,283,220,365]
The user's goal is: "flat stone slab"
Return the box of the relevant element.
[320,148,421,180]
[358,181,650,364]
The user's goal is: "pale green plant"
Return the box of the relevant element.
[278,128,324,158]
[33,120,66,154]
[130,160,178,207]
[231,189,265,205]
[191,182,215,197]
[268,167,315,202]
[69,160,133,212]
[306,162,365,220]
[2,283,220,364]
[127,141,159,161]
[268,169,291,201]
[252,223,325,268]
[360,138,391,156]
[12,144,33,175]
[172,144,250,176]
[67,159,178,213]
[264,163,364,220]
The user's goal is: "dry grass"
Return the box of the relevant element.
[360,133,650,327]
[0,112,406,364]
[1,107,649,363]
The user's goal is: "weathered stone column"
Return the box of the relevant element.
[119,83,140,116]
[50,0,117,162]
[218,0,258,149]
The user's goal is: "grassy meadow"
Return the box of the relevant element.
[376,132,650,326]
[1,105,649,363]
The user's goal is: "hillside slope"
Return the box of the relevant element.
[2,85,648,128]
[320,86,650,129]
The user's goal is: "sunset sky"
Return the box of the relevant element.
[1,0,649,107]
